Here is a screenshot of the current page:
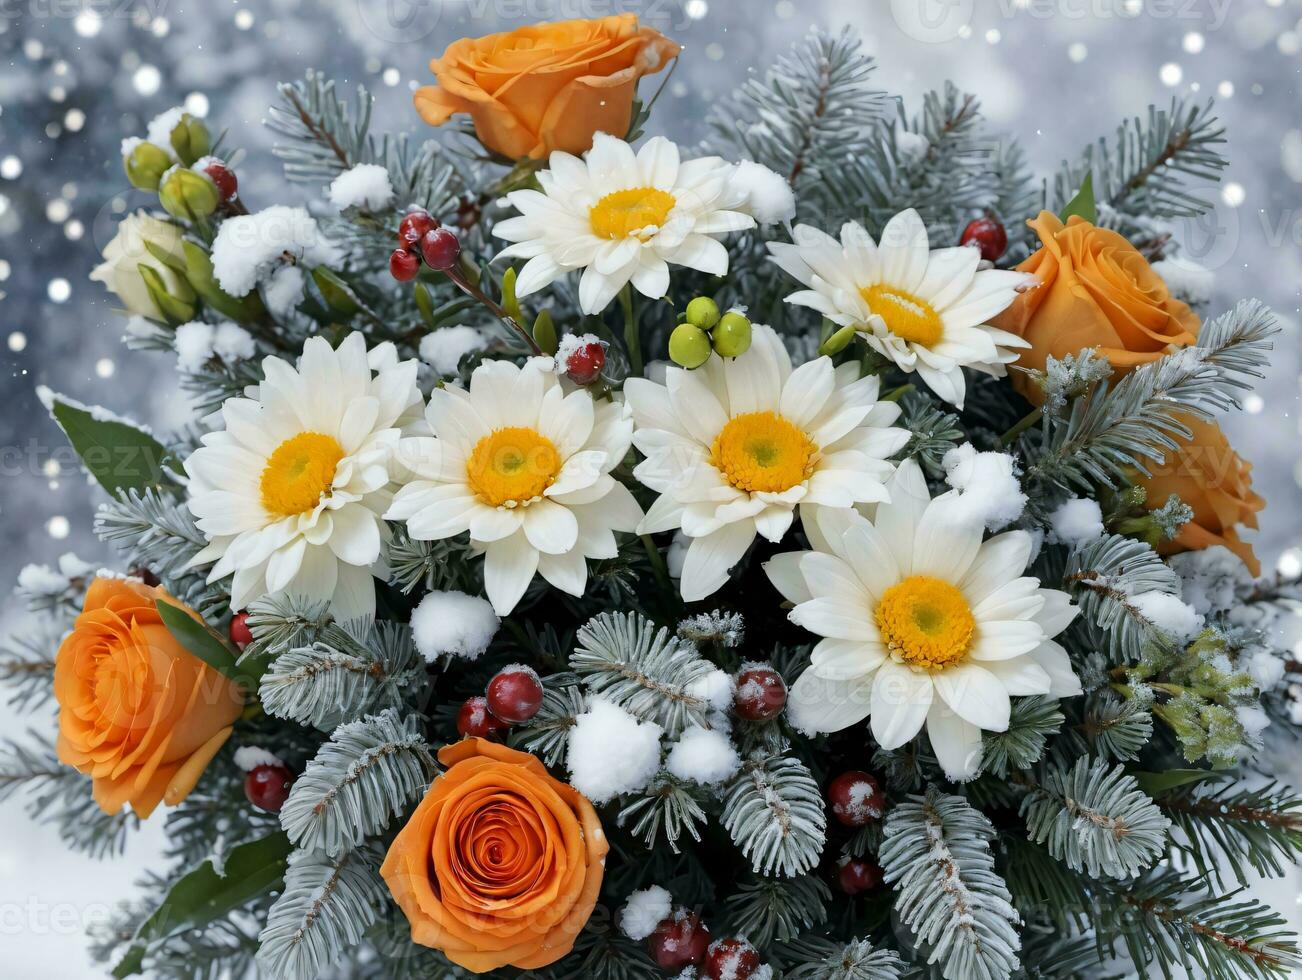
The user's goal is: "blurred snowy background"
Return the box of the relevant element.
[1,0,1300,975]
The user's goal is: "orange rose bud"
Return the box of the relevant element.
[991,211,1201,402]
[54,577,244,818]
[413,15,679,161]
[381,738,609,974]
[1135,416,1265,576]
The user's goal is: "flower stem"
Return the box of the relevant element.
[619,284,643,378]
[437,263,542,356]
[999,407,1043,447]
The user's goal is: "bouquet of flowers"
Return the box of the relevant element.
[5,14,1302,980]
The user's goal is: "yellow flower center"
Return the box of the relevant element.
[874,575,975,671]
[589,187,677,241]
[466,427,562,507]
[710,411,817,494]
[860,284,945,348]
[259,432,345,517]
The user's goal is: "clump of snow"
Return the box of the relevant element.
[410,589,499,662]
[940,444,1027,531]
[1236,704,1270,739]
[328,163,394,212]
[1130,590,1203,642]
[145,106,186,155]
[122,314,168,348]
[1049,497,1104,548]
[895,130,930,166]
[685,668,734,715]
[619,885,672,941]
[173,321,255,374]
[211,206,341,297]
[17,553,94,597]
[1169,546,1254,617]
[567,698,662,804]
[731,160,795,224]
[263,265,306,318]
[233,746,282,771]
[1152,255,1215,306]
[665,726,740,785]
[1243,648,1285,692]
[420,325,487,376]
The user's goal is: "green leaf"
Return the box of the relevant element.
[1059,170,1096,223]
[182,241,265,323]
[532,309,558,355]
[46,394,176,497]
[1132,768,1223,798]
[311,267,361,316]
[143,239,187,273]
[413,282,437,329]
[137,264,196,323]
[112,832,293,978]
[155,599,250,688]
[501,266,524,322]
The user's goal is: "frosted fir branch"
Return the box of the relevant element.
[878,787,1021,980]
[1073,690,1155,762]
[0,622,61,711]
[721,749,827,878]
[616,771,707,854]
[1021,757,1169,880]
[1161,781,1302,887]
[721,874,830,950]
[900,392,965,477]
[1047,97,1227,223]
[1098,868,1301,980]
[571,612,726,738]
[256,843,387,980]
[279,709,436,858]
[511,675,587,769]
[980,696,1063,778]
[1063,533,1183,664]
[783,938,905,980]
[676,610,745,649]
[258,621,428,731]
[707,26,886,193]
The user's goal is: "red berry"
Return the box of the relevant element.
[421,226,461,271]
[647,911,711,971]
[959,216,1008,262]
[202,161,238,200]
[229,611,253,648]
[398,210,436,248]
[733,665,787,721]
[837,857,883,895]
[827,770,885,828]
[244,764,294,812]
[703,938,761,980]
[486,666,544,725]
[457,696,509,738]
[389,247,420,282]
[562,339,606,385]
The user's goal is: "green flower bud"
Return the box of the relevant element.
[159,168,220,222]
[669,323,712,369]
[123,141,172,191]
[168,113,211,166]
[819,323,858,356]
[712,311,752,358]
[685,296,721,330]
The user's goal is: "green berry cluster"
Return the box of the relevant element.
[668,297,753,369]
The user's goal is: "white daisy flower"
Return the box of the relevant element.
[384,357,643,615]
[626,325,910,602]
[186,333,421,620]
[493,132,757,315]
[765,459,1081,781]
[767,209,1033,407]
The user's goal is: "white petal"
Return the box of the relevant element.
[482,533,540,615]
[326,505,382,566]
[778,357,836,429]
[1033,589,1080,638]
[1027,640,1083,698]
[786,668,875,735]
[877,209,929,292]
[809,637,887,680]
[789,597,876,641]
[680,520,755,601]
[960,531,1034,602]
[870,661,933,750]
[522,499,579,555]
[933,662,1010,731]
[981,656,1053,696]
[537,547,588,597]
[926,702,984,781]
[764,552,812,605]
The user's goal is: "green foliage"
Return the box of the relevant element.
[784,939,905,980]
[721,748,827,878]
[981,696,1063,778]
[879,788,1021,980]
[1161,781,1302,886]
[721,873,830,949]
[617,771,707,853]
[279,710,436,858]
[1063,533,1181,663]
[44,392,178,497]
[1021,757,1168,880]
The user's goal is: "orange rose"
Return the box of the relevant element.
[54,577,244,818]
[381,738,608,973]
[991,211,1200,401]
[1136,416,1264,575]
[413,15,679,160]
